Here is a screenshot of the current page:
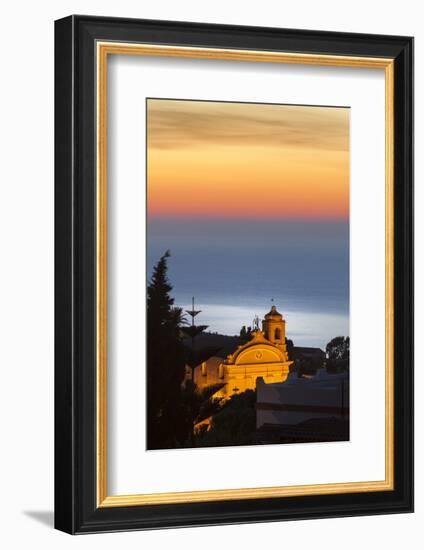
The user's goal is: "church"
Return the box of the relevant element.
[191,305,293,398]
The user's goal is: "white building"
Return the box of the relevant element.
[256,369,349,429]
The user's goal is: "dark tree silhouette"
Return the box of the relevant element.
[181,297,218,382]
[286,338,294,360]
[195,390,257,447]
[326,336,350,373]
[179,298,223,441]
[177,380,224,444]
[239,325,252,343]
[147,251,187,449]
[326,336,350,360]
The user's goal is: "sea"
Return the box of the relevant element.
[147,218,349,350]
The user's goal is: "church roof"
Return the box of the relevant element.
[225,329,284,364]
[264,305,283,320]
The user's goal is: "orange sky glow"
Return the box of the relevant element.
[147,99,349,220]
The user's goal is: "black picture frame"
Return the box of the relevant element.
[55,15,414,534]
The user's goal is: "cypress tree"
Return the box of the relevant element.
[147,251,186,449]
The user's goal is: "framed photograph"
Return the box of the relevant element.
[54,15,413,533]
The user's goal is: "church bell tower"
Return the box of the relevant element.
[262,305,289,360]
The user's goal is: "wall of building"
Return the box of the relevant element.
[256,371,349,427]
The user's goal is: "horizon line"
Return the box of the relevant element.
[147,214,349,222]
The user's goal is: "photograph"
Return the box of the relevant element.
[146,98,350,450]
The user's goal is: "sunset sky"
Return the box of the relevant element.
[146,99,350,344]
[147,99,349,220]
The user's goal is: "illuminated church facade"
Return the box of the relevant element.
[192,306,293,398]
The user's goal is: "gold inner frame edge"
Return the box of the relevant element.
[96,41,395,508]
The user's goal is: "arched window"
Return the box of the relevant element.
[274,328,281,342]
